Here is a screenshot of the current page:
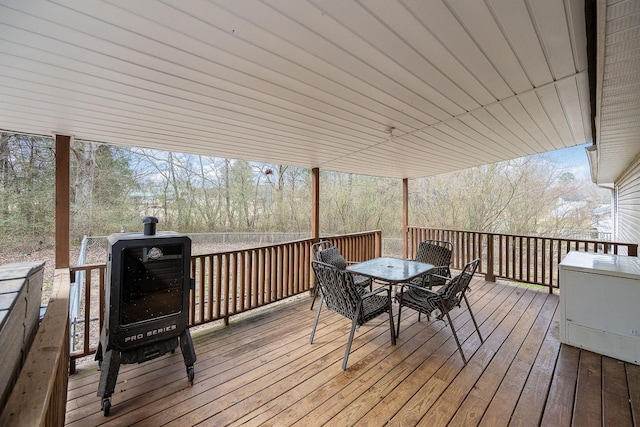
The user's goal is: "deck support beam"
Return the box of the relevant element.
[311,167,320,241]
[55,134,71,269]
[402,178,408,259]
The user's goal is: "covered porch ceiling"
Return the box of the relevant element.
[0,0,638,182]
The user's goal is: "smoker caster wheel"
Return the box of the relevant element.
[187,366,195,383]
[101,398,111,416]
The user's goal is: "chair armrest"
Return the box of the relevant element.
[397,282,439,295]
[361,286,391,299]
[427,273,450,282]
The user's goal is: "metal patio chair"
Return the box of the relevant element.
[396,240,454,321]
[413,240,453,288]
[309,240,372,309]
[395,258,483,364]
[310,260,396,370]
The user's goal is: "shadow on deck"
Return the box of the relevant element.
[65,278,640,426]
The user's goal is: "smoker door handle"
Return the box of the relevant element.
[190,278,195,290]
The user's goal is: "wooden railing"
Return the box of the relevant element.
[189,231,381,327]
[189,238,313,326]
[68,263,105,373]
[67,230,382,364]
[0,269,71,427]
[407,227,639,292]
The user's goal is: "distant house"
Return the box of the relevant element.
[130,191,163,216]
[552,195,587,220]
[591,204,612,240]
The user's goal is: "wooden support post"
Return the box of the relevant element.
[485,233,496,282]
[55,135,71,269]
[311,167,320,241]
[310,167,320,295]
[402,178,409,259]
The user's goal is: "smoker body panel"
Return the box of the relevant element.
[104,232,191,351]
[97,221,196,416]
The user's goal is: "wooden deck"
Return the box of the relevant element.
[65,278,640,427]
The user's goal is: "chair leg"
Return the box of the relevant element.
[463,294,483,342]
[395,305,402,338]
[395,293,404,338]
[341,301,365,370]
[388,300,396,345]
[443,307,467,365]
[342,316,359,370]
[309,297,324,344]
[310,283,319,310]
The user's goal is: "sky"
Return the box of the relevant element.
[531,144,591,180]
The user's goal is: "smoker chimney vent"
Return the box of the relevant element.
[142,216,158,236]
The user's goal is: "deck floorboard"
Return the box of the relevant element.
[65,279,640,427]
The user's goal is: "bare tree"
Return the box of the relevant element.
[71,141,98,239]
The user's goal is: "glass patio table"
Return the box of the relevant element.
[347,257,435,285]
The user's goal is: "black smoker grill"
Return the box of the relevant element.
[96,217,196,416]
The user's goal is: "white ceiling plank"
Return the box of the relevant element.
[527,0,581,79]
[304,0,466,117]
[170,0,446,125]
[535,84,576,148]
[0,7,407,138]
[0,64,383,147]
[101,0,435,131]
[487,0,554,87]
[0,44,390,140]
[447,0,532,93]
[518,90,565,150]
[552,76,590,145]
[417,125,501,164]
[565,0,589,72]
[0,85,375,149]
[395,133,470,164]
[484,103,543,152]
[497,97,553,152]
[362,0,496,106]
[308,0,477,114]
[0,99,362,157]
[456,113,522,159]
[403,0,514,100]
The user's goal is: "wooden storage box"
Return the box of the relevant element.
[0,261,44,411]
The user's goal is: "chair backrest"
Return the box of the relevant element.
[415,240,452,278]
[415,240,452,264]
[311,260,360,319]
[437,258,480,311]
[313,242,348,270]
[311,240,332,259]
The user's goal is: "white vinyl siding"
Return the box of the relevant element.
[616,155,640,246]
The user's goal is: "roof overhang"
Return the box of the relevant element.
[590,0,640,185]
[0,0,596,179]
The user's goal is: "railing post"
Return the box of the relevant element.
[402,179,409,259]
[55,134,70,269]
[485,233,496,282]
[375,231,382,257]
[311,167,320,242]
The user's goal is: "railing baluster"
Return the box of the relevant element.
[406,227,638,294]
